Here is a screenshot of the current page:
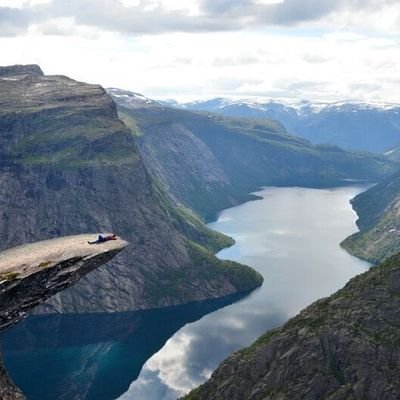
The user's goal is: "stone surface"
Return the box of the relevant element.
[0,234,127,332]
[183,253,400,400]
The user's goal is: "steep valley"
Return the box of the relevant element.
[2,66,400,400]
[109,89,398,220]
[0,65,263,315]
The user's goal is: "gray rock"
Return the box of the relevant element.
[0,234,127,331]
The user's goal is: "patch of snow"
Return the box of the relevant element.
[384,149,396,155]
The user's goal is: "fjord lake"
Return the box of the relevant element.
[2,186,370,400]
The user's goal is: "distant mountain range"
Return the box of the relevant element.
[107,88,397,220]
[164,97,400,153]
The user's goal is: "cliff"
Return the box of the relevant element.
[0,65,262,314]
[0,234,127,400]
[0,234,127,331]
[183,253,400,400]
[341,172,400,263]
[109,89,397,219]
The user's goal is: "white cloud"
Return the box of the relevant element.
[0,0,50,7]
[0,0,399,102]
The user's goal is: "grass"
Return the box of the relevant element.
[0,271,20,281]
[37,261,52,269]
[143,240,263,306]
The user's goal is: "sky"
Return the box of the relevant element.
[0,0,399,103]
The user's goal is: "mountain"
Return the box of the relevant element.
[0,65,263,314]
[341,171,400,263]
[183,252,400,400]
[174,98,400,153]
[108,89,398,220]
[107,88,160,109]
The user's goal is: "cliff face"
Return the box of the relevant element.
[0,234,126,400]
[341,173,400,263]
[109,90,397,219]
[184,253,400,400]
[0,65,262,313]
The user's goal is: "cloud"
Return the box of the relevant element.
[0,6,31,36]
[0,0,399,37]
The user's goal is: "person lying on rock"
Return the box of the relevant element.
[88,234,117,245]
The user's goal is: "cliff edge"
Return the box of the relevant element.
[0,234,127,399]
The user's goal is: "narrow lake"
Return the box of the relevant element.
[2,186,370,400]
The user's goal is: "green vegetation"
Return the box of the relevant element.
[118,111,143,137]
[37,261,52,269]
[0,271,20,281]
[6,107,140,168]
[117,102,398,219]
[151,177,235,252]
[341,172,400,263]
[143,240,263,306]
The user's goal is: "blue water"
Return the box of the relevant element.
[2,186,370,399]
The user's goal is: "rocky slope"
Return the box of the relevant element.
[183,253,400,400]
[341,172,400,263]
[175,97,400,153]
[109,89,397,219]
[0,65,262,314]
[0,234,126,400]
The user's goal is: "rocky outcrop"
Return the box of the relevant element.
[0,234,127,332]
[0,64,43,77]
[183,253,400,400]
[0,234,126,400]
[0,65,262,313]
[110,90,397,219]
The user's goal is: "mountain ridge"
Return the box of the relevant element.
[108,88,398,220]
[167,96,400,153]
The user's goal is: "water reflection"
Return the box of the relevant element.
[1,293,248,400]
[120,186,370,399]
[2,186,371,400]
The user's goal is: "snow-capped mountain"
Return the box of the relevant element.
[107,88,160,109]
[169,97,400,153]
